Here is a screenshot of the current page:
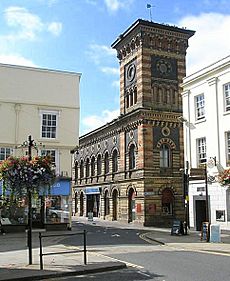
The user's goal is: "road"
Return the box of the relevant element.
[44,220,230,281]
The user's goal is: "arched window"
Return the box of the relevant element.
[112,149,118,173]
[74,161,78,183]
[129,144,136,170]
[97,154,102,175]
[162,188,174,215]
[86,158,90,178]
[80,160,84,179]
[104,152,109,174]
[160,144,171,168]
[91,156,95,177]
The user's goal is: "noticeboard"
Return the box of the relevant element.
[201,222,210,242]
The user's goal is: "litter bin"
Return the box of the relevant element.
[171,220,184,235]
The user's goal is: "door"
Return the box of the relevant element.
[112,190,118,221]
[195,200,206,231]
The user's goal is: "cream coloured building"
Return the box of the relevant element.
[0,63,80,230]
[181,55,230,231]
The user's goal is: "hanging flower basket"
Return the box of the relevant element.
[218,168,230,187]
[0,155,56,196]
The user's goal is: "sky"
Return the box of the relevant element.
[0,0,230,136]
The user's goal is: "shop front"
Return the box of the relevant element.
[0,178,72,232]
[85,187,100,217]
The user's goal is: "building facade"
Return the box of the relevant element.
[0,64,81,230]
[73,19,194,227]
[181,55,230,231]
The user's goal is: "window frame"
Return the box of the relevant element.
[224,83,230,112]
[197,137,207,165]
[0,147,12,161]
[40,110,59,139]
[129,144,136,170]
[195,93,205,121]
[160,144,171,168]
[226,131,230,166]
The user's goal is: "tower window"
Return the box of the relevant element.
[160,144,171,168]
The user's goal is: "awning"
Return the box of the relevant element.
[85,187,100,195]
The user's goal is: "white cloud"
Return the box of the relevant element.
[87,43,116,65]
[112,80,120,88]
[100,66,119,75]
[178,13,230,75]
[0,54,36,67]
[81,109,120,135]
[104,0,133,12]
[47,22,62,36]
[3,6,62,41]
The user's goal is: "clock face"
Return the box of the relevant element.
[127,63,136,82]
[125,60,137,87]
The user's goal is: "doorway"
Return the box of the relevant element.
[128,188,135,223]
[112,189,118,220]
[195,199,206,231]
[80,192,84,216]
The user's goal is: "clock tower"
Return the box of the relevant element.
[111,19,195,226]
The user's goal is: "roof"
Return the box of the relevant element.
[111,19,195,49]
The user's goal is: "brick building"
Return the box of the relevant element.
[72,19,195,227]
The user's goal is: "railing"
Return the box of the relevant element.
[39,230,87,270]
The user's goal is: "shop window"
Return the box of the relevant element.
[216,210,225,222]
[162,188,174,215]
[45,195,70,224]
[104,152,109,174]
[129,144,136,170]
[91,156,95,177]
[97,154,102,175]
[112,149,118,173]
[160,144,171,168]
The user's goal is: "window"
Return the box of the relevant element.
[74,162,78,183]
[80,160,84,178]
[197,137,206,164]
[41,149,56,165]
[226,131,230,165]
[129,144,136,170]
[224,83,230,112]
[112,150,118,173]
[91,156,95,177]
[104,152,109,174]
[97,155,102,175]
[0,147,11,161]
[195,94,205,120]
[40,111,59,139]
[160,144,171,168]
[86,158,90,178]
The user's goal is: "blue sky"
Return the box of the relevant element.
[0,0,230,136]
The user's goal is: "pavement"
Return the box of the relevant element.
[0,217,230,281]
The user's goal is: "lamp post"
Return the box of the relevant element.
[27,135,34,265]
[184,161,189,234]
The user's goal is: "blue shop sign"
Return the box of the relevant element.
[0,179,71,196]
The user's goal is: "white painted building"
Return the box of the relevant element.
[0,63,80,229]
[182,55,230,231]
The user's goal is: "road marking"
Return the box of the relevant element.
[90,251,144,269]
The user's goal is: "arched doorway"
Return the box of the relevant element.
[104,190,109,218]
[128,188,135,223]
[112,189,118,220]
[74,192,78,214]
[80,192,84,216]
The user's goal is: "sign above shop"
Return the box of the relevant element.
[85,187,100,195]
